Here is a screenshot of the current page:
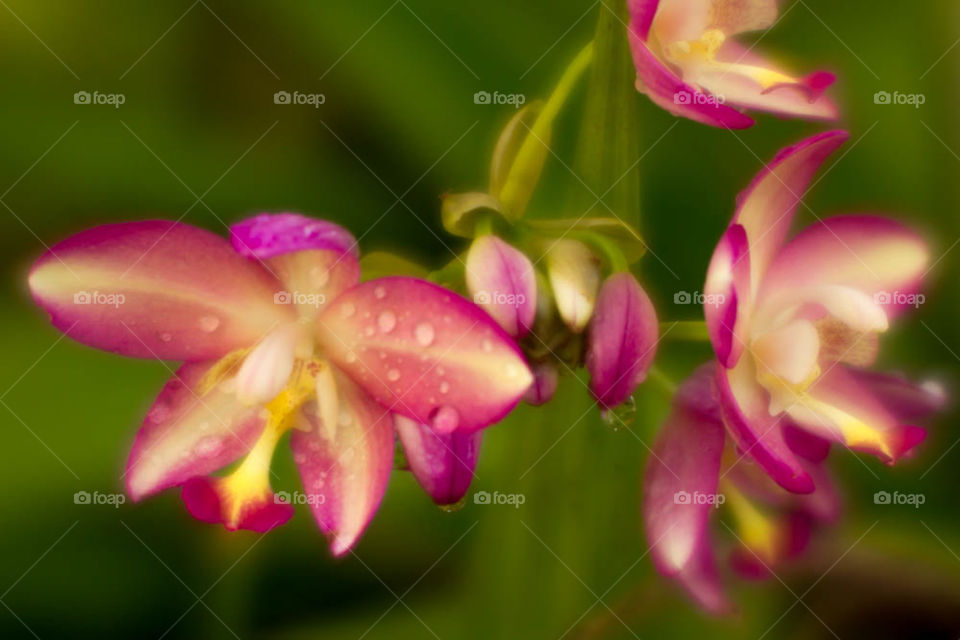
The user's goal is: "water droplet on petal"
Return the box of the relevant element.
[340,302,356,318]
[195,436,224,458]
[364,326,375,337]
[601,396,637,430]
[439,381,450,394]
[160,332,173,343]
[438,495,467,513]
[430,406,459,432]
[387,368,400,382]
[345,351,357,363]
[198,315,220,332]
[482,339,493,353]
[374,286,387,299]
[415,322,435,346]
[378,311,397,333]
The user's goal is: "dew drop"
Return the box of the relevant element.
[430,406,460,432]
[387,368,400,382]
[414,322,435,346]
[345,351,357,363]
[601,396,637,430]
[374,286,387,299]
[439,381,450,394]
[160,332,173,343]
[482,339,493,353]
[377,311,397,333]
[364,326,376,337]
[199,315,220,333]
[438,495,467,513]
[195,436,224,458]
[340,302,356,318]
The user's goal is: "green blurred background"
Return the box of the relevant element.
[1,1,958,638]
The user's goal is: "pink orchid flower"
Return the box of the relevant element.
[703,131,941,493]
[644,366,842,613]
[28,213,532,554]
[627,0,838,128]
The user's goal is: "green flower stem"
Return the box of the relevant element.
[574,229,630,273]
[661,320,710,342]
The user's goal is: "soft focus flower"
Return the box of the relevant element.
[704,131,939,493]
[627,0,837,128]
[29,213,532,553]
[644,366,841,613]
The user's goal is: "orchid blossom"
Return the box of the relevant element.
[644,366,842,613]
[704,130,940,493]
[28,213,532,554]
[627,0,837,128]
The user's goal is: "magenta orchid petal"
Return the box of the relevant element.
[704,223,751,368]
[785,365,927,464]
[676,536,731,615]
[644,367,725,575]
[29,220,290,361]
[849,370,948,422]
[316,277,533,433]
[629,0,835,127]
[783,423,831,464]
[586,273,659,408]
[181,476,293,533]
[125,361,267,501]
[627,26,755,129]
[465,236,537,338]
[732,130,849,294]
[230,213,358,260]
[523,362,559,406]
[291,372,395,556]
[685,41,838,121]
[758,215,929,319]
[716,361,814,493]
[395,415,481,506]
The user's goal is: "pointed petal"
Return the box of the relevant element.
[785,365,927,464]
[732,131,849,296]
[235,324,304,406]
[627,24,755,129]
[690,42,838,120]
[644,367,725,575]
[716,360,814,493]
[546,239,602,333]
[396,415,481,506]
[759,215,929,319]
[181,476,293,532]
[523,362,559,406]
[704,223,751,368]
[317,277,533,433]
[465,236,537,338]
[291,372,394,556]
[586,273,659,408]
[28,221,290,360]
[126,361,266,501]
[229,213,358,259]
[847,370,947,422]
